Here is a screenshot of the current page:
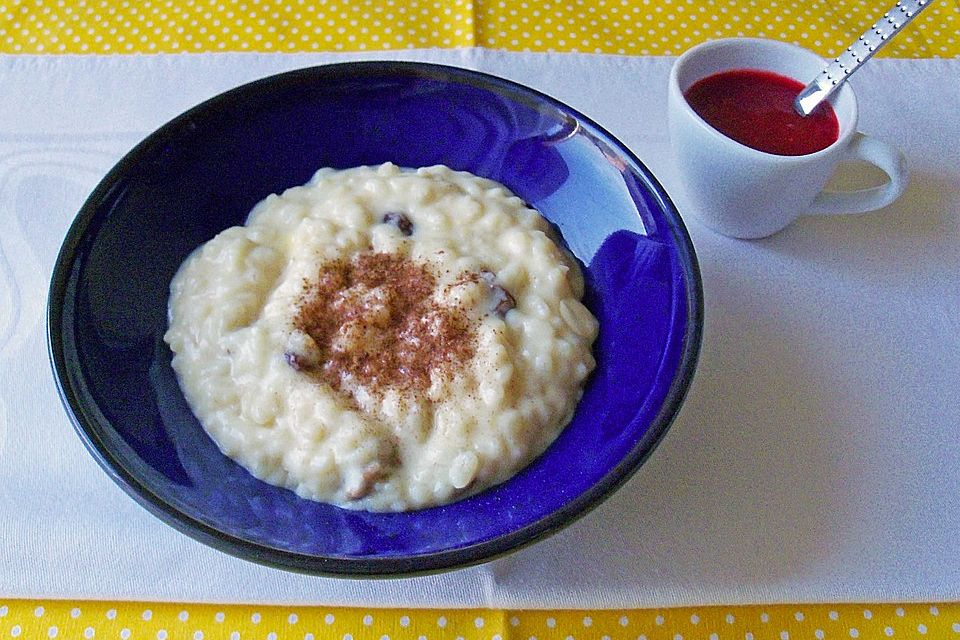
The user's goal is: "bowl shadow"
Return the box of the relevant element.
[482,167,957,604]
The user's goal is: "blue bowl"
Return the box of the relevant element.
[47,62,702,576]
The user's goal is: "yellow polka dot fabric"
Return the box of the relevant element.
[479,0,960,57]
[2,600,960,639]
[0,0,957,55]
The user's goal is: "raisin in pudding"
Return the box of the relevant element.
[164,163,598,511]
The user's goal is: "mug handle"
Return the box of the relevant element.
[808,132,908,215]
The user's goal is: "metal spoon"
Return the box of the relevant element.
[794,0,935,116]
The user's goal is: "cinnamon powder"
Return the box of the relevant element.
[292,252,476,397]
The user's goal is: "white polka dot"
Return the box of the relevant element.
[71,609,81,619]
[710,634,719,640]
[510,617,520,627]
[10,626,21,638]
[815,631,825,639]
[47,628,58,639]
[656,615,665,626]
[304,635,314,640]
[157,632,167,640]
[326,614,336,625]
[475,617,485,628]
[620,616,629,626]
[400,617,410,628]
[547,618,556,628]
[267,633,277,640]
[179,611,189,622]
[761,613,770,623]
[674,635,683,640]
[919,624,928,634]
[288,614,298,624]
[727,614,736,624]
[0,607,7,617]
[931,607,940,616]
[850,629,860,638]
[583,616,593,627]
[952,622,960,632]
[691,614,700,624]
[885,628,894,636]
[84,629,94,639]
[363,615,373,626]
[106,610,117,620]
[780,632,789,640]
[830,611,840,620]
[796,612,805,621]
[121,631,131,640]
[215,613,225,623]
[896,608,905,617]
[746,633,755,640]
[34,607,44,617]
[343,634,353,640]
[193,632,203,640]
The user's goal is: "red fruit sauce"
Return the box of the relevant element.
[683,69,840,156]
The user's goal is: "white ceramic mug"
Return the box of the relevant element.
[667,38,908,239]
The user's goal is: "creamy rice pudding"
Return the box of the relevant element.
[164,163,598,511]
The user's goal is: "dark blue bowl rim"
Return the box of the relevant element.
[47,60,704,577]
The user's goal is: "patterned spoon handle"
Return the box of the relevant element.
[794,0,935,116]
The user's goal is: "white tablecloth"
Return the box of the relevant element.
[1,50,959,607]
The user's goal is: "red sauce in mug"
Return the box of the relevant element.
[683,69,840,156]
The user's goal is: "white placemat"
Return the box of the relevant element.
[1,50,959,608]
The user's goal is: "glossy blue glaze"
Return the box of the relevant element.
[48,62,702,575]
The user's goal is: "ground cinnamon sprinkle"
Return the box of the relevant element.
[292,252,476,397]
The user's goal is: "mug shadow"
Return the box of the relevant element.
[772,168,955,259]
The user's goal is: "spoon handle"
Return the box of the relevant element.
[794,0,935,115]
